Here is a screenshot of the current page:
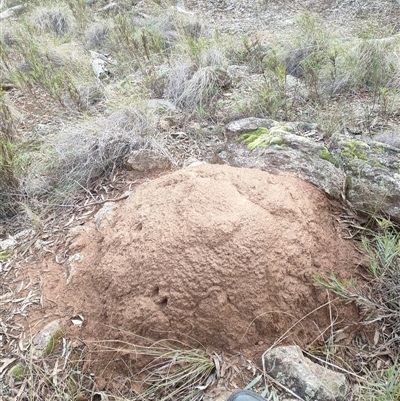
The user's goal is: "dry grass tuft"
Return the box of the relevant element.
[33,7,73,37]
[22,108,149,205]
[85,20,112,49]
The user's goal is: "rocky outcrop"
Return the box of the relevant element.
[222,118,400,221]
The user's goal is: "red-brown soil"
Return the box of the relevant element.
[36,164,361,362]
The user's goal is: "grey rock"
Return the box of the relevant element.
[14,229,35,240]
[260,345,347,401]
[223,119,400,221]
[126,149,171,172]
[0,4,25,20]
[225,117,275,137]
[95,202,118,229]
[331,137,400,219]
[147,99,178,114]
[32,320,62,354]
[0,238,17,251]
[226,65,251,85]
[285,74,309,99]
[220,131,344,199]
[373,132,400,149]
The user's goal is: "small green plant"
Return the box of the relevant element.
[111,14,166,74]
[354,362,400,401]
[0,249,15,260]
[316,219,400,356]
[360,222,400,278]
[8,363,26,382]
[3,23,84,109]
[261,52,293,119]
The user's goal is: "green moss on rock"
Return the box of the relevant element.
[239,125,291,150]
[341,140,368,161]
[43,328,64,356]
[319,148,340,167]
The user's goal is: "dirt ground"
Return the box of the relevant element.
[25,164,363,374]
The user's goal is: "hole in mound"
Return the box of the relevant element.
[159,297,168,307]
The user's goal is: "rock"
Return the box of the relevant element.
[220,128,344,199]
[14,229,35,240]
[285,74,309,98]
[226,65,251,85]
[223,119,400,221]
[91,58,109,79]
[0,237,17,251]
[225,117,275,137]
[94,202,118,229]
[260,346,347,401]
[373,131,400,149]
[0,5,25,19]
[126,149,171,171]
[146,99,178,114]
[332,137,400,219]
[32,320,62,355]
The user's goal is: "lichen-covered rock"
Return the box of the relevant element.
[260,346,347,401]
[223,119,400,221]
[32,320,62,356]
[332,138,400,219]
[220,127,344,199]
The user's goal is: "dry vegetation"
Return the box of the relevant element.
[1,0,400,400]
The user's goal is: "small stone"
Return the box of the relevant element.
[76,392,89,401]
[32,320,62,354]
[0,238,17,251]
[259,345,347,401]
[126,149,171,172]
[96,377,107,391]
[225,117,275,137]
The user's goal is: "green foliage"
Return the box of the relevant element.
[360,221,400,278]
[185,36,209,66]
[354,363,400,401]
[261,52,293,119]
[316,219,400,359]
[110,14,167,74]
[98,337,216,401]
[0,249,14,261]
[2,22,84,109]
[43,328,64,356]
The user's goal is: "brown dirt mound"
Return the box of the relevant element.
[39,164,361,357]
